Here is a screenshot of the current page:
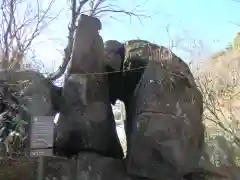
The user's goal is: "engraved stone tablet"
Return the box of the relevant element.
[30,116,54,157]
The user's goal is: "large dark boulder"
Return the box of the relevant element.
[54,14,123,159]
[0,69,61,116]
[124,45,204,179]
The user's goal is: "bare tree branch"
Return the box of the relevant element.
[196,68,240,149]
[48,0,149,81]
[228,21,240,27]
[0,0,59,71]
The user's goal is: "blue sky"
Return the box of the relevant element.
[34,0,240,72]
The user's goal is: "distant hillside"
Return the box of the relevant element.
[196,47,240,139]
[197,49,240,92]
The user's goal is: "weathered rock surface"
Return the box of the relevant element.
[125,45,204,180]
[0,69,61,116]
[54,14,123,159]
[76,152,131,180]
[0,155,76,180]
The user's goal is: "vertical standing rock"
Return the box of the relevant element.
[125,46,204,180]
[54,14,123,159]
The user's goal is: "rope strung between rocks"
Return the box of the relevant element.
[0,66,147,88]
[0,63,187,88]
[69,65,147,76]
[70,65,185,79]
[0,65,186,88]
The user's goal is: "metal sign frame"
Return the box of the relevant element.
[29,116,55,157]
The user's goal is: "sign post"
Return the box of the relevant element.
[29,116,55,180]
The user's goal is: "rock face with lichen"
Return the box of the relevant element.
[52,16,204,179]
[53,14,123,159]
[109,40,204,179]
[124,43,204,179]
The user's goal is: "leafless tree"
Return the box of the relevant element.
[0,0,59,71]
[49,0,149,81]
[192,50,240,174]
[196,73,240,145]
